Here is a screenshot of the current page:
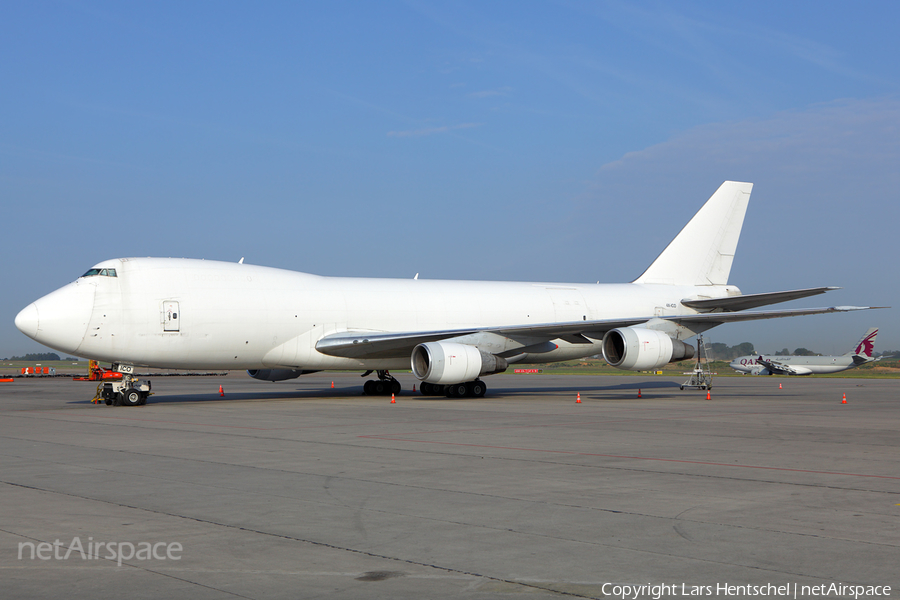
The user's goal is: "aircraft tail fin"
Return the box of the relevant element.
[633,181,753,286]
[845,327,878,358]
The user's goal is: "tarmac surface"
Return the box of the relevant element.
[0,372,897,599]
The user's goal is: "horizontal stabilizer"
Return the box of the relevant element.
[681,287,840,312]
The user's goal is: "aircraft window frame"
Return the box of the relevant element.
[81,268,118,278]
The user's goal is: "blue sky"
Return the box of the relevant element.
[2,1,898,358]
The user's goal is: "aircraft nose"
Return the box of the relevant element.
[15,282,95,354]
[15,303,39,339]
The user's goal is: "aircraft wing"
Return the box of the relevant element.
[680,287,839,311]
[315,305,881,360]
[756,357,806,376]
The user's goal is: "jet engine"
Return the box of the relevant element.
[601,327,694,371]
[411,342,508,385]
[247,369,314,382]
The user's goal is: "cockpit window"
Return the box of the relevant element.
[81,268,118,278]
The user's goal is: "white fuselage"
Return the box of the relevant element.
[20,257,723,371]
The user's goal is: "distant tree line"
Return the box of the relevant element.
[775,348,818,356]
[2,353,82,361]
[707,342,755,360]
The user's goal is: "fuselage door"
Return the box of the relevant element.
[163,301,180,332]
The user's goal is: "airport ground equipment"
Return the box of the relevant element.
[682,335,713,391]
[22,366,56,376]
[73,359,122,381]
[91,364,151,406]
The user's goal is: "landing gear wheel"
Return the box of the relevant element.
[364,380,375,395]
[122,388,142,407]
[391,379,401,394]
[447,383,468,398]
[419,382,431,395]
[374,381,386,395]
[467,381,486,397]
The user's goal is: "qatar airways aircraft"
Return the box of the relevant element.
[730,328,879,376]
[15,181,881,405]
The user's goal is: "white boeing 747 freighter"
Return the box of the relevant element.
[15,182,883,404]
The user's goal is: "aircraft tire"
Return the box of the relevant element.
[420,382,431,395]
[374,381,386,395]
[363,380,375,395]
[447,383,467,398]
[467,381,486,397]
[391,380,401,394]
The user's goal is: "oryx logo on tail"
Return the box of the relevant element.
[852,328,878,357]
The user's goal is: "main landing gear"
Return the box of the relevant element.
[419,380,487,398]
[362,370,401,396]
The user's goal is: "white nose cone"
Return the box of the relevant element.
[15,303,39,339]
[15,281,95,355]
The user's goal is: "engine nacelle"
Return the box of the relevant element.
[247,369,313,382]
[411,342,508,385]
[601,327,694,371]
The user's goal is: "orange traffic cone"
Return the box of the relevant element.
[706,389,711,400]
[412,384,416,392]
[331,381,334,388]
[778,383,782,389]
[576,392,581,403]
[219,385,224,397]
[842,393,847,404]
[391,393,396,404]
[638,388,642,398]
